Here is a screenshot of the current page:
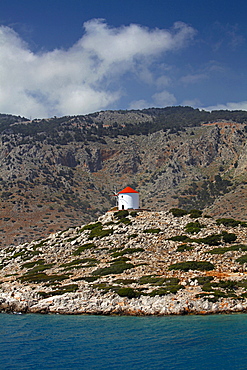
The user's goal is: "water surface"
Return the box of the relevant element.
[0,313,246,369]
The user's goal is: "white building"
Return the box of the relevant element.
[116,186,139,210]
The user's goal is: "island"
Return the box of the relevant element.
[1,209,247,315]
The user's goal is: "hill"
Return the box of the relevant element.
[0,210,247,315]
[1,106,247,246]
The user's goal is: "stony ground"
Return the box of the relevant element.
[1,210,247,315]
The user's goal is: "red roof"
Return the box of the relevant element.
[117,186,139,194]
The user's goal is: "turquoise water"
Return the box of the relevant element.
[1,313,247,369]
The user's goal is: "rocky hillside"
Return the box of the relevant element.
[1,210,247,315]
[1,106,247,246]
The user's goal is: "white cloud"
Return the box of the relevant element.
[129,100,150,110]
[156,75,171,88]
[182,98,202,107]
[180,73,208,84]
[0,19,196,117]
[129,90,177,110]
[205,101,247,111]
[152,90,177,106]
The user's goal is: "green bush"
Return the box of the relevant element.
[117,287,139,298]
[222,231,237,243]
[92,261,134,276]
[19,272,69,283]
[185,221,204,234]
[176,244,193,252]
[216,218,240,227]
[88,227,113,240]
[118,217,132,225]
[114,210,129,219]
[198,234,221,246]
[143,228,161,234]
[208,247,229,254]
[130,211,138,217]
[191,276,214,285]
[138,276,180,287]
[216,280,238,291]
[127,233,138,239]
[74,276,99,282]
[169,261,214,272]
[113,278,136,284]
[209,244,247,254]
[21,259,45,269]
[189,209,202,218]
[236,254,247,264]
[26,263,54,274]
[80,222,102,231]
[38,284,78,298]
[72,243,96,255]
[169,235,191,242]
[169,208,188,217]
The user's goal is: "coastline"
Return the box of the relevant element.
[1,210,247,316]
[1,286,247,316]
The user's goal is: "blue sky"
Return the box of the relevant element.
[0,0,247,118]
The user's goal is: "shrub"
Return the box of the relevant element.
[74,276,99,282]
[169,235,191,242]
[38,284,78,298]
[185,221,204,234]
[26,263,54,274]
[138,275,165,285]
[189,209,203,218]
[19,273,69,283]
[113,278,136,284]
[80,222,102,231]
[117,287,139,298]
[88,227,113,240]
[169,261,214,272]
[169,208,188,217]
[72,243,96,255]
[143,228,161,234]
[209,244,247,254]
[191,276,214,285]
[208,247,229,254]
[92,261,134,276]
[127,233,138,239]
[216,218,240,227]
[198,234,221,246]
[176,244,193,252]
[236,255,247,264]
[21,259,45,269]
[231,244,247,251]
[118,217,132,225]
[114,210,129,219]
[222,231,237,243]
[130,211,138,217]
[216,280,238,291]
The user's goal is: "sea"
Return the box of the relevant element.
[1,313,247,370]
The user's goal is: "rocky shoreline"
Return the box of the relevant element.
[1,285,247,316]
[1,210,247,316]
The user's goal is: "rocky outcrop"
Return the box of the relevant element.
[1,210,247,315]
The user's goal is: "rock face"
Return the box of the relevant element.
[1,210,247,315]
[1,108,247,246]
